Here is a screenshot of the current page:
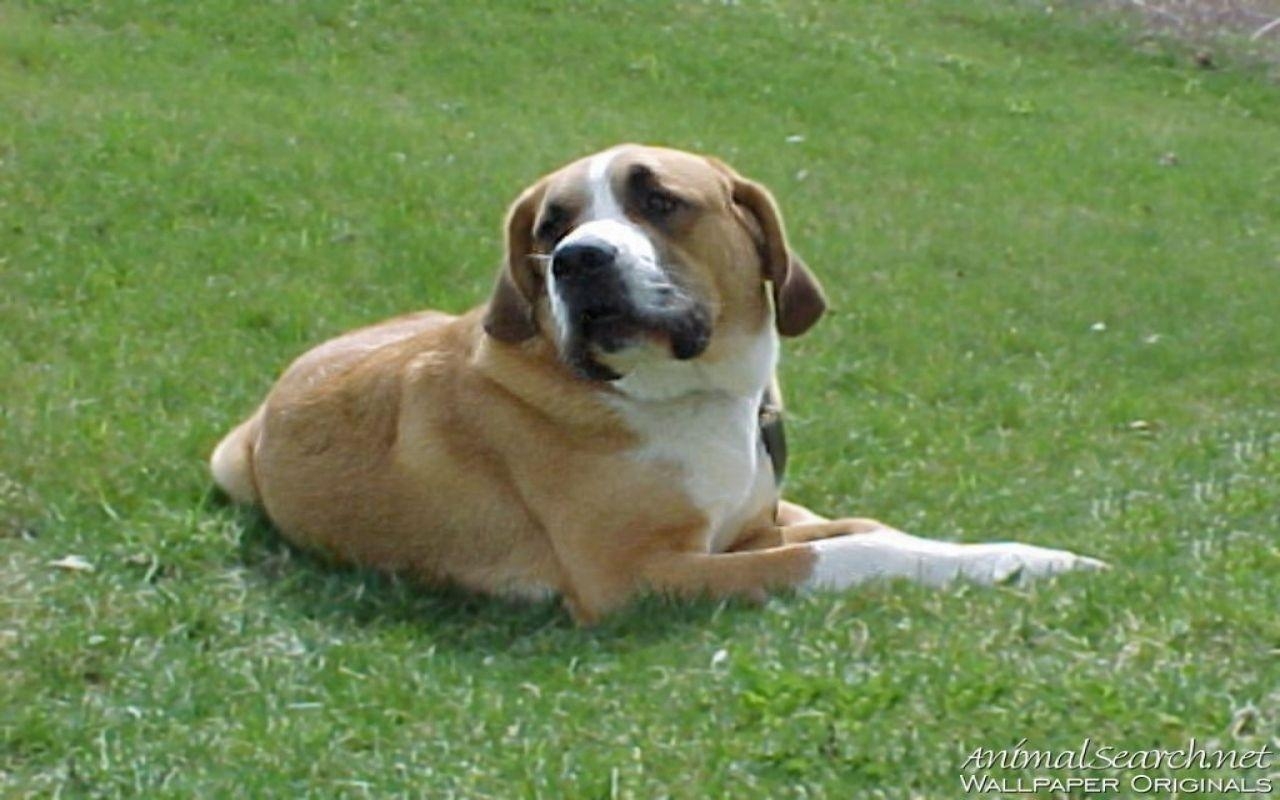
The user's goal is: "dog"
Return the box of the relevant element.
[210,144,1103,624]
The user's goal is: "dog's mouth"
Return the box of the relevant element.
[561,295,712,382]
[580,307,637,353]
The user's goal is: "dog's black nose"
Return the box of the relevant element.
[552,242,617,281]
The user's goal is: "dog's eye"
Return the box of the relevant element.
[535,220,564,243]
[536,204,569,243]
[644,190,682,218]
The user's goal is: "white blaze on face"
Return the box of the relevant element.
[583,147,626,219]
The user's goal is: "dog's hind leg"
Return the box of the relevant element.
[727,513,884,551]
[776,499,828,525]
[210,408,263,506]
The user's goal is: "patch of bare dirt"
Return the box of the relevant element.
[1062,0,1280,72]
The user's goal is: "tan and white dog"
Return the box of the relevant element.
[210,144,1102,624]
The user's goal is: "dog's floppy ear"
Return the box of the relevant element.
[483,181,546,342]
[709,158,827,337]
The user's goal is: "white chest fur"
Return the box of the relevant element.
[617,392,776,552]
[608,328,780,552]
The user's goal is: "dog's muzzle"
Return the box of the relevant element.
[550,237,711,381]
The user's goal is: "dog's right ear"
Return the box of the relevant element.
[483,181,546,343]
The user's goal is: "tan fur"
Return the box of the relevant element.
[211,145,872,624]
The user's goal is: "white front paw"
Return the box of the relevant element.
[801,529,1107,592]
[962,542,1107,585]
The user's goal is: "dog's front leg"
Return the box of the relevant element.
[767,499,1106,588]
[561,542,820,625]
[801,525,1106,590]
[560,521,1105,623]
[634,527,1101,611]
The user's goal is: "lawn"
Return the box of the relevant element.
[2,0,1278,797]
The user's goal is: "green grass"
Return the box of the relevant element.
[3,0,1278,796]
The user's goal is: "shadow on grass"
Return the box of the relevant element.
[210,493,754,653]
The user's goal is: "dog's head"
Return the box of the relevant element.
[483,145,826,386]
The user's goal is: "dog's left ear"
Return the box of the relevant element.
[709,158,827,337]
[483,181,546,343]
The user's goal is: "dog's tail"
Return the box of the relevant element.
[210,408,263,506]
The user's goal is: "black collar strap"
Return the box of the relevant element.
[759,386,787,486]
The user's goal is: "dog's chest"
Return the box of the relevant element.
[619,394,775,552]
